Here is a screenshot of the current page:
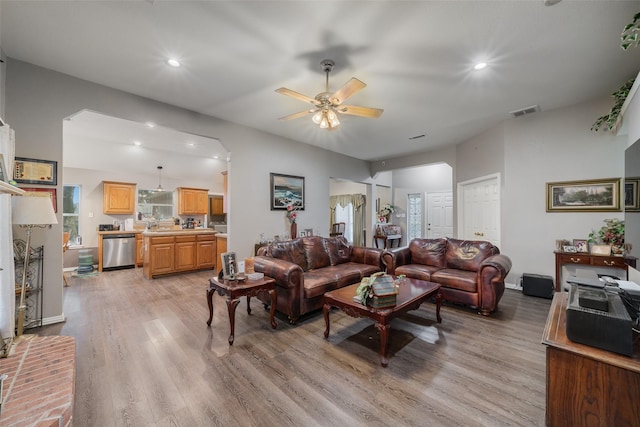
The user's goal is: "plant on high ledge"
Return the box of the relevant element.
[591,11,639,132]
[591,78,636,132]
[621,12,640,50]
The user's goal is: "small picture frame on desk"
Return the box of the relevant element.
[563,245,577,253]
[221,251,237,280]
[573,239,588,253]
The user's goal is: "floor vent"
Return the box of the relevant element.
[509,105,540,118]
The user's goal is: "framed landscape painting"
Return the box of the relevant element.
[546,178,621,212]
[270,173,305,210]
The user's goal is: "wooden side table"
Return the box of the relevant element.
[554,251,637,291]
[207,276,277,345]
[373,234,402,249]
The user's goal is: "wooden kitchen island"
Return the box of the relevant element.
[142,229,217,279]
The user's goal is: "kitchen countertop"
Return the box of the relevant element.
[142,229,217,236]
[97,230,143,235]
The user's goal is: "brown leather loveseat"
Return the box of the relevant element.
[254,236,384,323]
[382,238,512,316]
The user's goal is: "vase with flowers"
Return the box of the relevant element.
[588,218,625,255]
[286,203,298,239]
[378,203,396,223]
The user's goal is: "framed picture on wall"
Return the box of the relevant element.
[546,178,621,212]
[624,177,640,211]
[14,157,57,185]
[270,173,305,210]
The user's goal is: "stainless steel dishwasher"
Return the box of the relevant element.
[102,234,136,270]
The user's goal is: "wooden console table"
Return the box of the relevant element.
[542,292,640,426]
[553,251,637,291]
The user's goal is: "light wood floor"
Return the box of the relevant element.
[38,268,551,426]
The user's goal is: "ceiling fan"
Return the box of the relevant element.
[276,59,383,130]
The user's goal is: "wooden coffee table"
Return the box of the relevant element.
[323,277,441,367]
[207,276,277,345]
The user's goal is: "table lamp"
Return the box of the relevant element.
[11,195,58,340]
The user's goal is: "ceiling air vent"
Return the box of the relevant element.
[509,105,540,118]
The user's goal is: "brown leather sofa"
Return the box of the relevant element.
[382,238,512,316]
[254,236,384,323]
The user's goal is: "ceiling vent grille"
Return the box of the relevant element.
[509,105,540,118]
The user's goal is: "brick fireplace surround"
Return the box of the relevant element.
[0,335,76,427]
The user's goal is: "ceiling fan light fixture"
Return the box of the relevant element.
[277,59,382,129]
[312,110,323,125]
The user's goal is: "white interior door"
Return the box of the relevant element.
[426,192,453,238]
[458,174,500,246]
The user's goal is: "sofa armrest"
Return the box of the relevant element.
[253,256,303,289]
[350,246,385,270]
[382,246,411,274]
[480,254,512,279]
[478,254,512,315]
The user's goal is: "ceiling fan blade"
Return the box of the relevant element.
[275,87,318,105]
[330,78,366,105]
[278,109,316,121]
[338,105,384,118]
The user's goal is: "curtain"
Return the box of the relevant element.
[330,194,365,246]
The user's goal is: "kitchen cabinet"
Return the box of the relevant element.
[216,235,227,273]
[197,234,216,269]
[175,235,197,271]
[145,236,175,277]
[177,187,208,215]
[103,181,136,214]
[210,196,224,215]
[143,231,216,279]
[135,234,143,267]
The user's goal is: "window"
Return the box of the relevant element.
[408,193,422,241]
[63,185,80,242]
[137,190,174,220]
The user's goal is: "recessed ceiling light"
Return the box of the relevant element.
[187,142,195,147]
[133,140,142,146]
[145,122,156,128]
[167,58,181,68]
[473,62,488,71]
[213,155,219,159]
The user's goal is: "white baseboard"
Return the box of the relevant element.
[505,282,522,290]
[42,314,66,326]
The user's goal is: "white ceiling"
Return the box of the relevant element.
[63,110,228,183]
[2,1,640,163]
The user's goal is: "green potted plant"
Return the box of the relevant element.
[588,218,625,255]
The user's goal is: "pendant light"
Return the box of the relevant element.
[155,166,163,191]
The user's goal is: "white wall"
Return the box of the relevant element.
[500,98,626,285]
[6,59,383,323]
